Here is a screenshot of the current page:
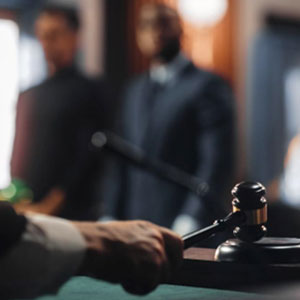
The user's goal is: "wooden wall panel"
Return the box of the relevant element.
[127,0,163,74]
[0,10,16,20]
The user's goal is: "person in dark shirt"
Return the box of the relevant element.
[10,5,109,220]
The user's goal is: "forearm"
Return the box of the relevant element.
[0,213,183,298]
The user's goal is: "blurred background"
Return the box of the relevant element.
[1,0,300,195]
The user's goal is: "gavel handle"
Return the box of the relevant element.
[183,222,223,249]
[182,211,246,249]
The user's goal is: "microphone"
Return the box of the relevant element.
[91,131,210,197]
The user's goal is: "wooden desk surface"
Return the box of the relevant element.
[169,247,300,293]
[184,247,215,260]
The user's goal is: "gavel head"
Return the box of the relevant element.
[231,181,267,242]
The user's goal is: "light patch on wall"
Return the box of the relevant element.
[178,0,228,26]
[0,19,19,188]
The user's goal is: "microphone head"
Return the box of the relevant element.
[231,182,267,242]
[91,132,107,149]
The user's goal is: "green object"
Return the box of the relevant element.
[0,178,33,204]
[32,277,263,300]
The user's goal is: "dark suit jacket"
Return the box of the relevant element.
[104,61,235,228]
[11,66,110,220]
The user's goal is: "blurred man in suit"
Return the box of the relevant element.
[102,4,235,236]
[10,5,110,220]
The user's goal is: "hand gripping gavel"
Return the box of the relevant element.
[183,181,268,249]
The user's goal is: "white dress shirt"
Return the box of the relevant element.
[149,53,189,86]
[0,214,86,299]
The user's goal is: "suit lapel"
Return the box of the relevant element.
[129,75,159,147]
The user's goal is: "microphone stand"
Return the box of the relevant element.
[91,131,209,197]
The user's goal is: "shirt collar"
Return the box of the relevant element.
[51,64,78,79]
[149,53,189,85]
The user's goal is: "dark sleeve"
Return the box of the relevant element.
[0,202,27,257]
[180,75,236,223]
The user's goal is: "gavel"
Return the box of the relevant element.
[182,181,268,249]
[186,181,300,264]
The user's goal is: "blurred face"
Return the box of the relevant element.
[35,13,78,70]
[136,5,182,62]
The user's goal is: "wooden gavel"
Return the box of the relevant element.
[182,181,267,249]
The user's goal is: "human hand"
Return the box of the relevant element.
[74,220,183,295]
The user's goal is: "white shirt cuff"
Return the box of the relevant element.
[0,214,86,299]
